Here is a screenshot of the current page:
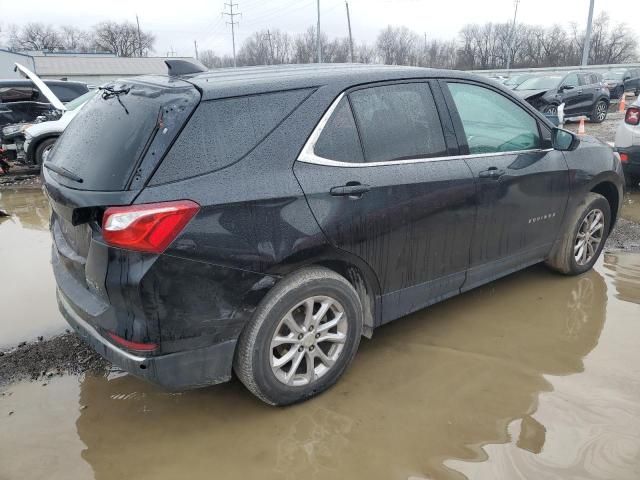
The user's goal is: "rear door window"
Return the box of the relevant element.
[348,83,447,162]
[447,82,540,154]
[314,97,363,163]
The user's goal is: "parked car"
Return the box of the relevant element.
[23,89,97,165]
[614,97,640,188]
[44,63,624,405]
[601,68,640,99]
[514,71,610,122]
[0,70,88,130]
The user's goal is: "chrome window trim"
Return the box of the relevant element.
[297,91,553,168]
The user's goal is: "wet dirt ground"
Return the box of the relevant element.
[1,115,640,479]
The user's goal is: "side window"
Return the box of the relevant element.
[314,97,364,162]
[349,83,447,162]
[151,88,312,185]
[563,73,579,88]
[49,85,76,102]
[447,82,541,154]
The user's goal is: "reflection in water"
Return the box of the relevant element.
[603,252,640,304]
[0,188,66,347]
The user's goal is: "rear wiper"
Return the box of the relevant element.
[43,162,83,183]
[99,85,130,114]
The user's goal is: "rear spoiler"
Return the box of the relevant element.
[165,59,207,76]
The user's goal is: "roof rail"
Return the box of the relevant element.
[165,59,207,76]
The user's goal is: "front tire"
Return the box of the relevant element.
[590,100,608,123]
[234,267,363,406]
[546,193,610,275]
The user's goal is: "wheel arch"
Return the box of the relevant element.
[27,133,59,164]
[590,181,619,232]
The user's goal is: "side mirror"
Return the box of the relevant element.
[559,84,574,92]
[552,128,580,151]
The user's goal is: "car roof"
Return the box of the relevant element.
[0,79,87,88]
[168,63,479,100]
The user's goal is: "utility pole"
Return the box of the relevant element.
[316,0,322,63]
[166,46,176,57]
[505,0,520,72]
[581,0,595,66]
[135,14,143,57]
[345,1,354,62]
[223,2,241,67]
[194,40,199,60]
[263,29,274,65]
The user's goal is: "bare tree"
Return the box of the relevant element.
[93,21,155,57]
[237,29,292,65]
[376,26,420,65]
[59,26,93,52]
[199,49,234,69]
[8,22,61,51]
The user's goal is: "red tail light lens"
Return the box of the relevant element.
[620,153,629,163]
[102,200,200,254]
[626,107,640,126]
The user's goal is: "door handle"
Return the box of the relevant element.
[330,183,371,197]
[577,89,583,94]
[478,167,505,179]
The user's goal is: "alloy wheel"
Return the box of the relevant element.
[595,101,607,122]
[574,208,604,266]
[270,296,348,386]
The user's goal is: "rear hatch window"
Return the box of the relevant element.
[46,79,199,191]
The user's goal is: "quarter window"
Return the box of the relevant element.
[314,97,364,162]
[349,83,447,162]
[447,82,541,154]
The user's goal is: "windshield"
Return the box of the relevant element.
[515,76,562,91]
[64,90,97,111]
[603,71,625,80]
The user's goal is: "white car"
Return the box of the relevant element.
[23,89,96,165]
[614,98,640,188]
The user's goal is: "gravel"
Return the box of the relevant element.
[0,332,109,387]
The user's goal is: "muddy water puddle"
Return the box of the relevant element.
[2,252,640,480]
[622,189,640,224]
[0,188,66,348]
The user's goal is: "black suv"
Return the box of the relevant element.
[514,71,610,122]
[44,64,624,405]
[601,68,640,98]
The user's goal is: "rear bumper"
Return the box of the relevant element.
[58,289,236,390]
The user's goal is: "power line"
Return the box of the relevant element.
[223,2,241,67]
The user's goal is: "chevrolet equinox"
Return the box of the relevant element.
[44,62,625,405]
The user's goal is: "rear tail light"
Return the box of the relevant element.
[102,200,200,254]
[620,153,629,163]
[626,107,640,126]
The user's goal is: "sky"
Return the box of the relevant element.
[0,0,637,58]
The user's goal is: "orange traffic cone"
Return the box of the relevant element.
[578,117,586,135]
[619,91,626,112]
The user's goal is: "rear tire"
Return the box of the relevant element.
[234,267,363,406]
[34,137,57,166]
[545,193,610,275]
[590,100,608,123]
